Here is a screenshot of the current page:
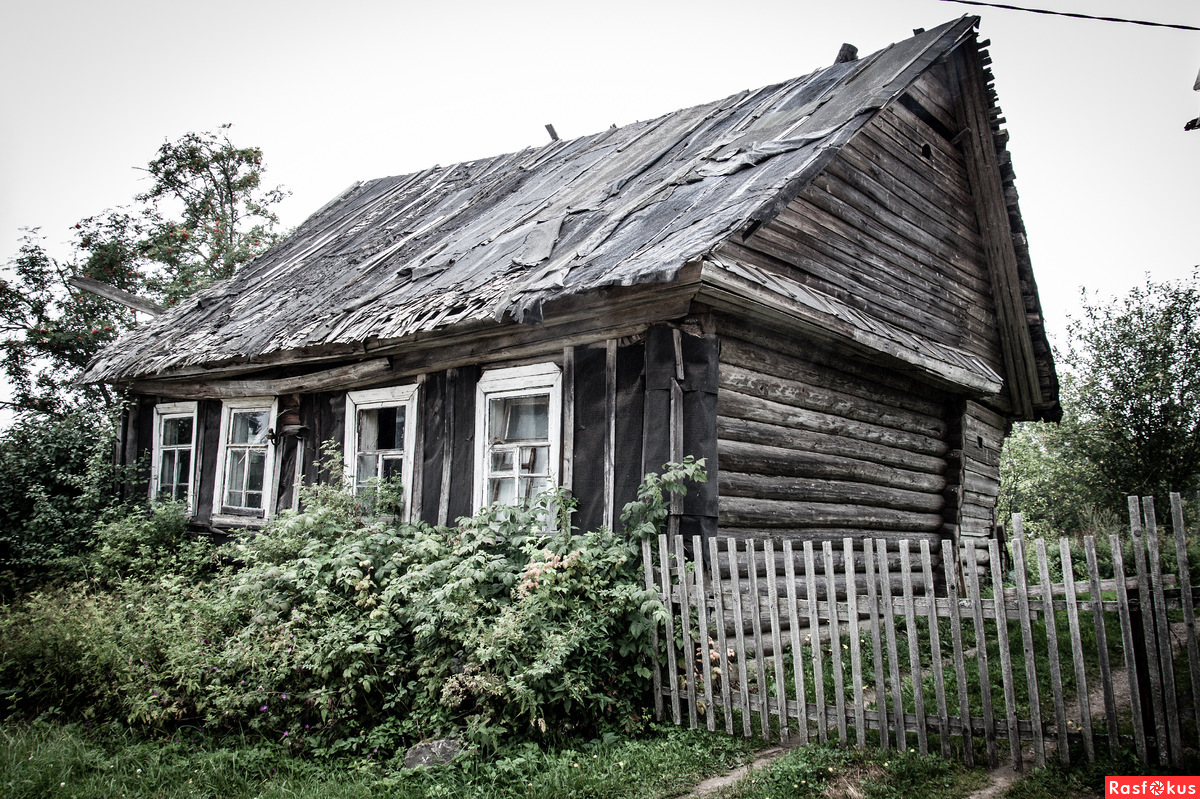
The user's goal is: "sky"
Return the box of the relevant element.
[2,0,1198,353]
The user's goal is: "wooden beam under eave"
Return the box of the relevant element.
[69,276,166,316]
[127,357,393,399]
[950,43,1041,420]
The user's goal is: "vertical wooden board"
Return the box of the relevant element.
[603,341,617,529]
[987,540,1018,770]
[409,376,426,521]
[784,540,810,744]
[1172,493,1200,751]
[1085,536,1119,757]
[805,541,828,743]
[900,542,929,754]
[942,539,974,767]
[1129,498,1168,765]
[642,538,664,721]
[865,538,889,750]
[921,540,950,758]
[845,538,866,747]
[437,370,456,526]
[709,537,735,735]
[658,534,682,726]
[970,541,999,768]
[765,540,789,742]
[1142,498,1182,763]
[693,535,716,733]
[1059,539,1095,763]
[1011,520,1046,767]
[878,539,906,751]
[824,541,848,744]
[676,535,698,730]
[747,539,771,740]
[561,347,575,494]
[1111,532,1148,764]
[729,537,753,737]
[1035,539,1069,765]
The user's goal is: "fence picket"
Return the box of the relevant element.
[824,541,848,744]
[1034,538,1069,765]
[658,534,682,726]
[1060,539,1094,763]
[675,535,698,730]
[899,542,928,754]
[1174,493,1200,751]
[920,540,950,758]
[805,541,827,743]
[642,537,663,722]
[1084,536,1119,757]
[846,538,866,748]
[1011,517,1046,767]
[747,539,770,740]
[942,539,973,767]
[708,536,734,736]
[864,538,889,751]
[728,537,752,738]
[1129,498,1168,765]
[765,540,789,742]
[971,541,1000,768]
[784,540,810,744]
[693,535,715,733]
[1110,532,1148,764]
[1142,498,1182,762]
[988,539,1020,771]
[878,539,905,751]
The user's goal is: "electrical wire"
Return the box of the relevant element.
[937,0,1200,31]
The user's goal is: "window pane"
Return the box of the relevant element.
[380,455,403,481]
[225,451,246,507]
[174,449,191,488]
[357,453,378,489]
[246,451,266,493]
[158,451,176,499]
[231,410,269,445]
[162,416,193,446]
[172,483,188,502]
[245,491,262,509]
[519,476,547,500]
[520,446,548,475]
[357,406,405,452]
[489,395,548,443]
[490,449,514,473]
[489,476,515,505]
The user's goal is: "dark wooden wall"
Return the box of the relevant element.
[715,318,952,555]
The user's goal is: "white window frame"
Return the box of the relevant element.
[212,397,279,524]
[150,401,198,514]
[343,384,419,522]
[473,363,562,512]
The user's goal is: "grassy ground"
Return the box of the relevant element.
[3,720,1195,799]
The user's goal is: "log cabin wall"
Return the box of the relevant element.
[715,68,1004,384]
[715,318,953,564]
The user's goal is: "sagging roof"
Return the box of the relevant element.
[83,16,1055,417]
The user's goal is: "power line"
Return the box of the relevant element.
[937,0,1200,31]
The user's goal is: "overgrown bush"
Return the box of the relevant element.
[0,409,122,595]
[0,458,705,758]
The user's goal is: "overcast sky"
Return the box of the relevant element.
[2,0,1198,350]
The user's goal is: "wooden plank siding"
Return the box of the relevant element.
[715,320,954,557]
[717,72,1004,382]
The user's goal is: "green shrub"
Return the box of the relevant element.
[0,459,704,758]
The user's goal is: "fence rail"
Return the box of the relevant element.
[643,492,1200,769]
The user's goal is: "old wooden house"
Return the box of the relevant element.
[83,17,1058,567]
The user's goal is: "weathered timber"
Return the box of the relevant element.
[719,470,943,513]
[718,387,948,457]
[719,439,947,493]
[69,276,166,316]
[719,496,943,532]
[130,358,395,399]
[719,364,947,438]
[718,415,946,474]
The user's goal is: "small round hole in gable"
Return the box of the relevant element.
[921,143,933,160]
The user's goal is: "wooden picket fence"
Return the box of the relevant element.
[642,493,1200,769]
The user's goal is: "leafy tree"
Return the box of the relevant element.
[1065,271,1200,511]
[0,125,286,415]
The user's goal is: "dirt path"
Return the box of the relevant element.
[684,740,804,798]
